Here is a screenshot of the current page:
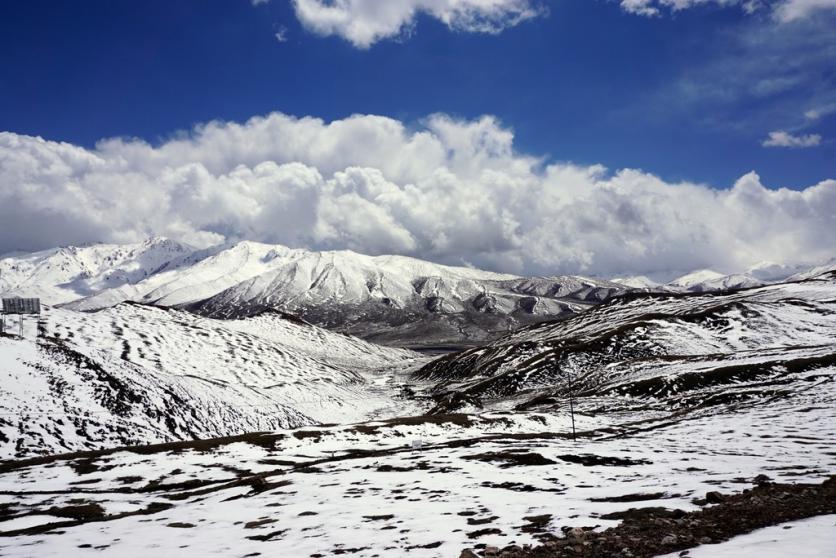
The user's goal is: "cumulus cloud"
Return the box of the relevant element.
[1,112,834,277]
[762,130,822,147]
[619,0,836,19]
[290,0,546,48]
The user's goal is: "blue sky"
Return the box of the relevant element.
[0,0,834,276]
[1,0,833,189]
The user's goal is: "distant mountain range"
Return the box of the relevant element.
[0,238,832,346]
[416,267,836,414]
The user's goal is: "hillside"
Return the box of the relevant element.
[414,270,836,414]
[0,338,832,558]
[0,304,424,458]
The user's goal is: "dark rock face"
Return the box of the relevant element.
[472,293,497,313]
[425,296,445,313]
[517,297,539,314]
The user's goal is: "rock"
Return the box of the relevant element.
[699,536,713,544]
[499,545,524,558]
[753,474,773,485]
[705,491,725,504]
[569,527,587,539]
[661,534,678,545]
[484,546,500,558]
[459,550,479,558]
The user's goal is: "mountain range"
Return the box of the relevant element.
[417,268,836,414]
[2,238,831,347]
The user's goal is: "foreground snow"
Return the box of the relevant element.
[0,365,833,557]
[659,515,836,558]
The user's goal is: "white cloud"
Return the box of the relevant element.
[1,112,834,277]
[634,11,836,140]
[290,0,546,48]
[275,26,289,42]
[762,130,822,147]
[619,0,747,17]
[774,0,836,20]
[619,0,836,19]
[805,103,836,121]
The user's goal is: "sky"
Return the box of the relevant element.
[0,0,834,278]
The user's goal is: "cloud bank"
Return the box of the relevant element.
[619,0,836,20]
[1,112,834,277]
[290,0,546,48]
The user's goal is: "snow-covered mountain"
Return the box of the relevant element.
[3,240,628,346]
[665,269,728,290]
[658,260,835,293]
[0,303,425,458]
[187,260,630,346]
[788,256,836,281]
[610,275,660,289]
[672,271,765,292]
[1,249,834,557]
[0,238,192,304]
[3,239,835,345]
[415,268,836,413]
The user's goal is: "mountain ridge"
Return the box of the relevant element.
[2,239,834,345]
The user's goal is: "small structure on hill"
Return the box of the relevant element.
[1,297,42,337]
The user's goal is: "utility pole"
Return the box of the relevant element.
[568,368,577,441]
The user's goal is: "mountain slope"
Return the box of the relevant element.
[664,269,769,292]
[0,304,425,458]
[186,252,627,346]
[414,271,836,413]
[50,241,624,346]
[0,238,192,304]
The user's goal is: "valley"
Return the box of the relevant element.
[0,241,834,557]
